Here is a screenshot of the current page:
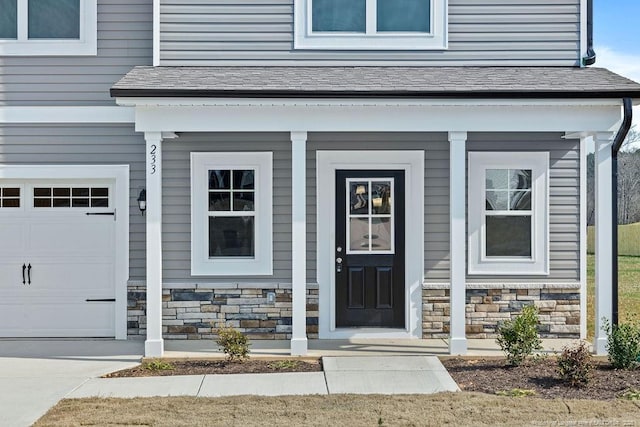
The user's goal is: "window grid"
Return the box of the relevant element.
[33,187,109,208]
[0,187,21,208]
[346,178,394,254]
[207,169,256,259]
[485,168,532,217]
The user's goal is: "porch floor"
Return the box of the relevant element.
[163,338,581,358]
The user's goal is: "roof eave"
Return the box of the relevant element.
[109,88,640,99]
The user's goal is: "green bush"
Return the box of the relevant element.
[143,359,174,371]
[215,327,250,362]
[557,341,592,387]
[602,318,640,370]
[496,305,542,366]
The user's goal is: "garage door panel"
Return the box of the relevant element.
[27,259,115,295]
[29,220,114,257]
[0,262,31,290]
[0,300,115,338]
[0,222,27,255]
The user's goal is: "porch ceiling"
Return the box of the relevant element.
[111,66,640,99]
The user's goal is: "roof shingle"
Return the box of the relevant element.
[111,66,640,99]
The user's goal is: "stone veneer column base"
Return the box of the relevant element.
[422,284,581,339]
[127,285,319,340]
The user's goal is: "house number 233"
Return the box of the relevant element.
[149,144,157,174]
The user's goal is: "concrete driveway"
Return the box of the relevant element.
[0,339,143,427]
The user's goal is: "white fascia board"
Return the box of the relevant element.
[0,107,135,123]
[117,98,624,107]
[127,100,622,133]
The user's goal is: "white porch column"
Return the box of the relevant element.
[449,131,468,355]
[594,132,614,355]
[144,131,164,357]
[290,131,308,355]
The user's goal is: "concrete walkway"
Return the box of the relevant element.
[68,356,459,399]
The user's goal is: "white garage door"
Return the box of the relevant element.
[0,181,117,337]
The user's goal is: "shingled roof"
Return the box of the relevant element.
[111,66,640,99]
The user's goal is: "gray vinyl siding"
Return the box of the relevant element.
[0,0,152,106]
[306,132,450,284]
[467,133,580,283]
[0,124,146,280]
[163,131,579,285]
[160,0,581,66]
[161,132,293,284]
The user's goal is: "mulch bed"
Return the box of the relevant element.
[104,359,322,378]
[441,357,640,400]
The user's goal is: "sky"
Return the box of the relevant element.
[593,0,640,131]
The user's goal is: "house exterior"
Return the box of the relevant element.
[0,0,638,357]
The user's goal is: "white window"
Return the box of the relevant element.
[468,152,549,275]
[294,0,447,50]
[0,0,97,56]
[191,152,273,276]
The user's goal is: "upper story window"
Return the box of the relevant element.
[468,152,549,276]
[294,0,447,50]
[0,0,97,56]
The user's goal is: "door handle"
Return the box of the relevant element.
[22,264,26,285]
[27,263,31,285]
[336,257,343,273]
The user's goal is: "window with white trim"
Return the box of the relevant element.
[0,0,97,56]
[294,0,447,50]
[191,152,273,276]
[468,152,549,275]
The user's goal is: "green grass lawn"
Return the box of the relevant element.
[587,254,640,339]
[587,222,640,256]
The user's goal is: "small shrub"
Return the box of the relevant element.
[496,305,542,366]
[143,359,174,371]
[216,327,250,362]
[620,389,640,400]
[602,318,640,370]
[495,388,536,397]
[557,341,592,387]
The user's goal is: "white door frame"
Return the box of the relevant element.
[317,151,424,339]
[0,165,130,339]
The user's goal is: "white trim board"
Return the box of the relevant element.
[125,102,622,134]
[0,107,135,124]
[316,151,424,339]
[153,0,160,66]
[0,165,129,339]
[580,0,588,66]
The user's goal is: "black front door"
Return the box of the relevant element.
[335,170,405,328]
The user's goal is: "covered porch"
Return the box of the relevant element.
[111,66,639,357]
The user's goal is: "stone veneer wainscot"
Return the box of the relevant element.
[422,284,581,339]
[128,284,319,340]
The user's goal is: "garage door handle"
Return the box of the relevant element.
[22,264,26,285]
[86,212,115,216]
[85,298,116,302]
[27,263,31,285]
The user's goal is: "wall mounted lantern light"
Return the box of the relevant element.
[137,189,146,215]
